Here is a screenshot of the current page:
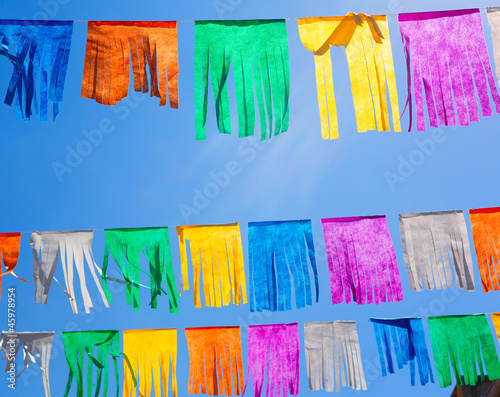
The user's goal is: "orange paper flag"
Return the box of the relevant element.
[0,233,26,298]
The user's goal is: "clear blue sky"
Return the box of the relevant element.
[1,0,500,396]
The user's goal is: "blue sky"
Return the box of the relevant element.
[1,0,500,396]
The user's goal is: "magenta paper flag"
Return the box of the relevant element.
[398,9,500,131]
[321,216,403,305]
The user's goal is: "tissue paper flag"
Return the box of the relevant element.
[304,321,366,392]
[248,220,319,312]
[63,330,120,397]
[123,329,177,397]
[398,9,500,131]
[177,223,247,308]
[428,315,500,387]
[491,312,500,343]
[0,332,54,397]
[399,211,474,291]
[0,232,25,298]
[185,326,243,395]
[194,20,290,140]
[81,21,178,108]
[487,8,500,84]
[102,227,179,312]
[30,230,109,314]
[370,318,433,386]
[0,20,73,121]
[321,216,403,305]
[298,13,400,139]
[246,323,300,397]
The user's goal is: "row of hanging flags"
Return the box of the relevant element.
[2,7,500,138]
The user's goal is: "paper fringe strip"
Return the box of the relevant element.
[177,223,247,308]
[30,230,109,314]
[0,20,73,121]
[185,326,244,395]
[0,332,54,397]
[487,8,500,85]
[298,13,400,139]
[304,321,366,392]
[0,232,25,298]
[248,220,319,312]
[102,227,179,313]
[491,313,500,345]
[428,315,500,388]
[124,329,177,397]
[246,323,300,397]
[399,211,474,291]
[321,216,403,305]
[370,318,434,386]
[398,9,500,132]
[195,20,290,140]
[81,21,179,108]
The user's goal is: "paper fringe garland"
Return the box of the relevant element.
[102,227,179,312]
[195,20,290,140]
[487,8,500,85]
[298,13,400,139]
[185,326,244,395]
[177,223,247,308]
[30,230,109,314]
[398,9,500,132]
[321,216,403,305]
[246,323,300,397]
[304,321,366,392]
[123,329,177,397]
[399,211,475,291]
[491,313,500,344]
[0,20,73,121]
[0,332,54,397]
[0,232,25,298]
[428,315,500,387]
[81,21,179,108]
[370,318,434,386]
[248,220,319,312]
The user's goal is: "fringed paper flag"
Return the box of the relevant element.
[81,21,178,108]
[102,227,179,313]
[185,326,243,395]
[428,315,500,387]
[304,321,366,392]
[248,220,319,312]
[194,20,290,140]
[398,9,500,132]
[491,312,500,343]
[0,332,54,397]
[177,223,247,308]
[370,318,434,386]
[0,232,26,298]
[30,230,109,314]
[399,211,474,291]
[63,330,120,397]
[321,216,403,305]
[298,13,400,139]
[246,323,300,397]
[0,20,73,121]
[487,8,500,85]
[123,328,177,397]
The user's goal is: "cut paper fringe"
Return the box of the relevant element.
[487,8,500,85]
[185,326,244,395]
[195,20,290,140]
[370,318,434,386]
[491,313,500,344]
[298,13,400,139]
[398,9,500,131]
[399,211,474,291]
[30,230,109,314]
[177,223,247,308]
[123,329,177,397]
[0,20,73,121]
[248,220,319,312]
[0,332,54,397]
[428,315,500,388]
[0,232,26,298]
[102,227,179,312]
[304,321,366,392]
[246,323,300,397]
[321,216,403,306]
[81,21,178,108]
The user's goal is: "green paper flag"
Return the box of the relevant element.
[102,227,179,313]
[195,19,290,140]
[428,314,500,387]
